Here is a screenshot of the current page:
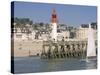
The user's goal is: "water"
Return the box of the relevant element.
[12,57,97,74]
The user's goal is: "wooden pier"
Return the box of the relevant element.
[41,40,89,59]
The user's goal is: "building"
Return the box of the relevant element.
[57,31,70,41]
[75,23,97,40]
[12,24,36,41]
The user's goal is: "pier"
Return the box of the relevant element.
[41,40,97,59]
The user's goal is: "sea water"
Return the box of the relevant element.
[12,57,97,74]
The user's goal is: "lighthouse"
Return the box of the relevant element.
[51,9,58,42]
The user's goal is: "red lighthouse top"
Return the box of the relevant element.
[51,9,58,23]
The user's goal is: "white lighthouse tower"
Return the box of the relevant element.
[51,9,58,42]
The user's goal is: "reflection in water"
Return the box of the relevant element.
[13,57,97,74]
[86,60,97,69]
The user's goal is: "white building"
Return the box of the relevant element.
[75,25,97,41]
[57,31,70,41]
[12,24,36,41]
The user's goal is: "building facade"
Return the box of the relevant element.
[75,23,97,41]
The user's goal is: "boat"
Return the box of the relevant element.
[81,24,97,62]
[87,24,96,60]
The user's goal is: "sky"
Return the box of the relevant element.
[12,1,97,27]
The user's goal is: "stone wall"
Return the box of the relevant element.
[11,40,43,57]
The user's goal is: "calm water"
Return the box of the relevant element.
[13,57,97,74]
